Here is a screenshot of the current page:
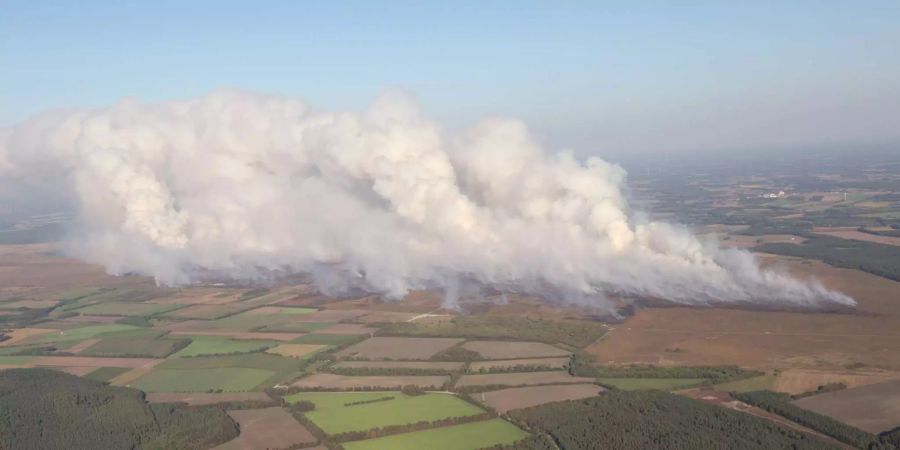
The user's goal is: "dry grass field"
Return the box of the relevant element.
[336,337,463,360]
[587,257,900,370]
[331,361,465,371]
[476,384,604,413]
[772,368,900,394]
[793,379,900,433]
[461,341,570,359]
[455,371,594,387]
[213,407,317,450]
[291,373,449,390]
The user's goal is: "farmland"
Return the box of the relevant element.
[172,336,278,358]
[341,419,529,450]
[285,391,484,434]
[214,407,317,450]
[793,379,900,433]
[129,367,276,392]
[456,371,594,388]
[477,384,604,413]
[336,337,463,360]
[291,373,449,390]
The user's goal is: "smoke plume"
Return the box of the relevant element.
[0,90,854,312]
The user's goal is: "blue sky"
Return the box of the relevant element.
[2,1,899,155]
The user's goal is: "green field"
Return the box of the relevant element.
[172,336,278,357]
[341,419,528,450]
[129,367,275,392]
[81,336,188,358]
[598,378,705,391]
[285,391,485,434]
[33,324,140,344]
[73,302,184,317]
[713,374,776,393]
[155,352,301,388]
[84,367,131,382]
[0,356,35,365]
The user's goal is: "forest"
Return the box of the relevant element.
[0,368,238,450]
[502,390,840,450]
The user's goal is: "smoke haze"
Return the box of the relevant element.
[0,90,854,312]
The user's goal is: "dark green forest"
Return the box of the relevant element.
[0,368,238,450]
[756,235,900,282]
[503,390,840,450]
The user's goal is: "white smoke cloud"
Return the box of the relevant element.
[0,89,854,312]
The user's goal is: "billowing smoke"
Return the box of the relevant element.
[0,90,853,312]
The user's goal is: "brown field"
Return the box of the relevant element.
[588,258,900,370]
[794,379,900,434]
[2,299,59,309]
[469,357,570,372]
[813,227,900,247]
[213,407,317,450]
[0,327,53,346]
[336,337,463,360]
[167,330,303,341]
[316,323,376,335]
[0,244,153,290]
[146,392,273,406]
[331,361,465,371]
[461,341,570,359]
[147,288,244,305]
[477,384,604,413]
[31,356,162,369]
[265,344,327,358]
[455,371,594,388]
[291,373,449,390]
[772,368,900,395]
